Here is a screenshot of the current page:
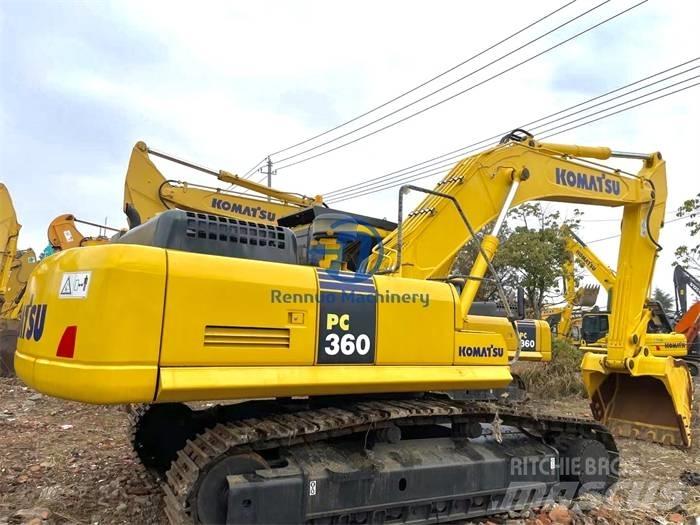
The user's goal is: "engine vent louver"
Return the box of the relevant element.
[186,212,287,249]
[204,326,291,350]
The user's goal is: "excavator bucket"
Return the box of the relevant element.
[576,284,600,308]
[581,352,693,447]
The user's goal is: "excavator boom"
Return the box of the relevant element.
[0,183,20,300]
[0,184,37,377]
[123,141,323,228]
[368,132,691,445]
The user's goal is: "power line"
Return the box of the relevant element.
[326,74,700,204]
[272,0,595,165]
[538,79,700,139]
[536,75,700,137]
[580,205,688,223]
[324,58,699,199]
[267,0,578,158]
[242,157,268,179]
[274,0,645,171]
[586,214,691,244]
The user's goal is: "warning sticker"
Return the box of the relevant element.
[59,272,91,299]
[63,230,74,243]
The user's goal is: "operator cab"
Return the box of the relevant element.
[278,205,396,272]
[581,300,676,345]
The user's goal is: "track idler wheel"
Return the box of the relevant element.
[558,438,615,494]
[191,453,269,524]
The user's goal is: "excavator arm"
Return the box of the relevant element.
[370,131,692,446]
[547,233,603,340]
[555,230,610,342]
[553,254,579,338]
[0,183,21,301]
[565,230,616,292]
[123,142,323,228]
[673,265,700,366]
[674,264,700,315]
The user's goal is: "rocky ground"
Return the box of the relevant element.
[0,377,698,525]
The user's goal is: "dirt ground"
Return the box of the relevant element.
[0,377,698,525]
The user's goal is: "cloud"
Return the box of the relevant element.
[277,88,341,128]
[0,0,698,299]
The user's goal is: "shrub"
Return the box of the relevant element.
[514,339,586,398]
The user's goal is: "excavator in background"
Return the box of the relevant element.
[561,231,692,370]
[543,227,616,342]
[1,184,22,311]
[15,132,692,524]
[0,183,37,376]
[46,214,121,251]
[673,264,700,369]
[542,252,600,343]
[123,141,324,228]
[544,229,689,368]
[124,141,406,278]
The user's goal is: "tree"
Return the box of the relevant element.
[452,203,583,318]
[652,287,674,312]
[675,192,700,272]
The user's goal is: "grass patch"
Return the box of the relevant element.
[514,339,586,399]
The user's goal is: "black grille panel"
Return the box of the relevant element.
[116,209,298,264]
[184,212,287,250]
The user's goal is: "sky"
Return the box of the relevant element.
[1,0,698,304]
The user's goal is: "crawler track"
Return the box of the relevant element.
[157,397,618,524]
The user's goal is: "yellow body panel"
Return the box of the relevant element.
[374,275,454,365]
[160,251,318,366]
[16,245,524,404]
[156,365,513,403]
[15,245,166,403]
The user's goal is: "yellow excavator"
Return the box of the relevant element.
[557,229,690,368]
[1,183,23,312]
[15,131,692,523]
[46,214,119,251]
[123,141,324,228]
[543,230,614,342]
[542,278,599,343]
[0,183,37,376]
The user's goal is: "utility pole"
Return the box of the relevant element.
[259,156,276,201]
